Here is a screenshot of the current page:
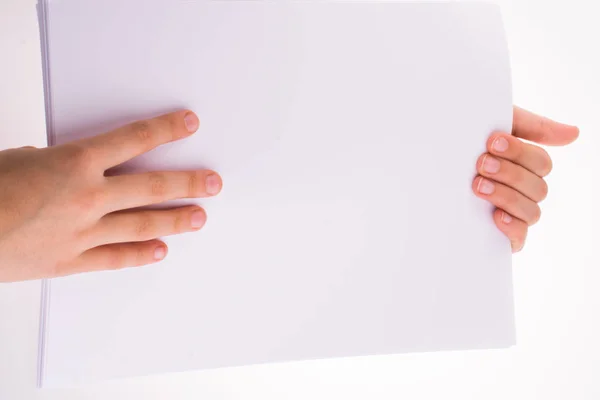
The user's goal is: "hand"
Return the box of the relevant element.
[473,106,579,252]
[0,110,222,282]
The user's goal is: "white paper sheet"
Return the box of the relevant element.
[38,0,515,387]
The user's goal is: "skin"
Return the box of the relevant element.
[0,110,222,282]
[0,107,578,282]
[473,106,579,252]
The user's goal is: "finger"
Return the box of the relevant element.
[89,206,206,246]
[78,110,200,169]
[104,170,222,212]
[54,240,167,277]
[476,154,549,202]
[492,209,528,253]
[472,176,541,226]
[512,106,579,146]
[487,132,553,177]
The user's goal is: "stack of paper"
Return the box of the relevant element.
[37,0,515,387]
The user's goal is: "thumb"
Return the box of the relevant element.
[512,106,580,146]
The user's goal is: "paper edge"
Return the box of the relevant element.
[43,342,517,388]
[36,0,53,389]
[497,3,518,346]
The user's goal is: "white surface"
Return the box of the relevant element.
[0,0,598,399]
[41,1,513,387]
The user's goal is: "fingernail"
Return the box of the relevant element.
[205,174,222,195]
[154,246,167,260]
[191,210,206,229]
[477,178,495,195]
[492,137,509,152]
[482,155,501,174]
[502,212,513,224]
[184,112,199,133]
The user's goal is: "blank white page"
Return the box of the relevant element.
[39,0,515,387]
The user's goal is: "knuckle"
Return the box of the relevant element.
[537,117,553,142]
[148,173,168,198]
[511,167,526,187]
[500,188,519,209]
[131,121,153,146]
[135,245,147,266]
[536,116,546,133]
[512,140,524,161]
[62,144,96,172]
[73,189,103,214]
[134,215,155,239]
[106,247,127,270]
[167,114,179,140]
[187,172,200,197]
[158,113,180,141]
[173,211,186,233]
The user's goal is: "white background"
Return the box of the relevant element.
[0,0,598,399]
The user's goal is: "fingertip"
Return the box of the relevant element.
[183,111,200,133]
[472,175,493,197]
[492,209,514,249]
[153,242,168,261]
[472,175,485,195]
[476,153,487,173]
[487,131,510,142]
[500,210,513,224]
[493,208,508,227]
[487,132,512,154]
[545,121,580,146]
[492,209,527,252]
[566,124,580,143]
[492,209,516,238]
[473,176,495,196]
[514,108,580,146]
[205,172,223,196]
[472,175,482,193]
[190,207,207,230]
